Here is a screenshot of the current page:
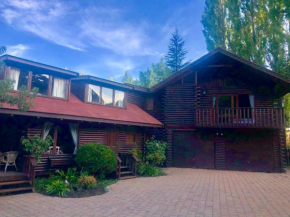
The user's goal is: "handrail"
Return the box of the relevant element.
[131,155,138,176]
[116,156,122,179]
[196,108,285,128]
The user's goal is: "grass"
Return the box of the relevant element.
[97,179,117,188]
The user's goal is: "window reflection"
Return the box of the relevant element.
[101,87,113,106]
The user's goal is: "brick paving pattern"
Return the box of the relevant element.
[1,168,290,217]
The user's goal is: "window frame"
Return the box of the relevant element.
[85,83,126,109]
[4,66,69,100]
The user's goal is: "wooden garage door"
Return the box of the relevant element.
[172,131,215,169]
[225,129,275,172]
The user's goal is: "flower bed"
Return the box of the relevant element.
[35,168,116,198]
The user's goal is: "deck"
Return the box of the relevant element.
[196,108,285,128]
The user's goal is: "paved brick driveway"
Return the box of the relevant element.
[1,168,290,217]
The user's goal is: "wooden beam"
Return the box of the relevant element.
[53,128,58,155]
[205,65,233,68]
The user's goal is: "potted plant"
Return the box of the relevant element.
[22,135,53,163]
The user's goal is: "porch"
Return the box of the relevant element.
[196,108,285,128]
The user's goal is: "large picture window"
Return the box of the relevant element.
[101,87,113,106]
[51,77,67,98]
[31,73,49,96]
[86,84,126,108]
[87,84,100,103]
[114,90,125,107]
[6,67,29,91]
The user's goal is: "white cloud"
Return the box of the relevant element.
[6,44,30,57]
[0,0,159,56]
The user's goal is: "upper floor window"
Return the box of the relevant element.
[146,97,154,110]
[31,73,49,96]
[114,90,125,107]
[51,77,67,98]
[101,87,113,106]
[5,66,69,99]
[87,84,101,103]
[86,84,125,108]
[6,67,29,91]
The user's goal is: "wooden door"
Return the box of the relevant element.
[105,129,118,152]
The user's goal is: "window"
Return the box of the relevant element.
[101,87,113,106]
[87,84,101,103]
[146,98,154,110]
[51,77,67,98]
[214,95,237,108]
[6,67,29,91]
[31,73,49,96]
[114,90,125,107]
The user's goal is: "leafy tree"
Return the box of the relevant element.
[121,59,171,88]
[0,46,38,111]
[139,58,171,88]
[121,71,138,85]
[165,28,189,73]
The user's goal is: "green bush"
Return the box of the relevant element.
[46,180,70,197]
[56,168,78,186]
[137,162,163,177]
[21,135,53,163]
[128,148,142,161]
[78,176,97,189]
[145,136,167,166]
[74,143,117,178]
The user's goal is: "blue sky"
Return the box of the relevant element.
[0,0,207,81]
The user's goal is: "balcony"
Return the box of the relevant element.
[196,108,285,128]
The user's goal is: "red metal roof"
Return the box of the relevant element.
[2,94,162,127]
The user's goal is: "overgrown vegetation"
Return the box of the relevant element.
[21,135,53,163]
[135,136,167,177]
[74,143,117,178]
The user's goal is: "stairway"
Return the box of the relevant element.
[119,166,136,180]
[0,174,33,194]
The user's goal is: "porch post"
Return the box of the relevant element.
[53,128,58,155]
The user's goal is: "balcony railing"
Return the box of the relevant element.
[196,108,285,128]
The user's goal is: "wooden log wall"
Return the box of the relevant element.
[78,126,143,151]
[164,83,196,125]
[27,127,42,138]
[215,136,226,170]
[127,91,145,109]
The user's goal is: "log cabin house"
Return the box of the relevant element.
[0,47,289,193]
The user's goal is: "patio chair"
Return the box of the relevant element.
[0,152,5,166]
[3,151,18,172]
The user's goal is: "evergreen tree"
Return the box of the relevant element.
[165,28,189,73]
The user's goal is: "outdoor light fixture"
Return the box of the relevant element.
[202,89,206,95]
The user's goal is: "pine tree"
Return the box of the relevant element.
[165,28,189,73]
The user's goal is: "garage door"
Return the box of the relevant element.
[172,131,214,169]
[225,130,275,172]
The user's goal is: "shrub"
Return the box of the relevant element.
[78,176,97,189]
[35,176,60,192]
[56,168,79,186]
[21,135,53,163]
[46,180,70,197]
[129,148,142,161]
[74,143,117,178]
[137,162,163,177]
[145,136,167,166]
